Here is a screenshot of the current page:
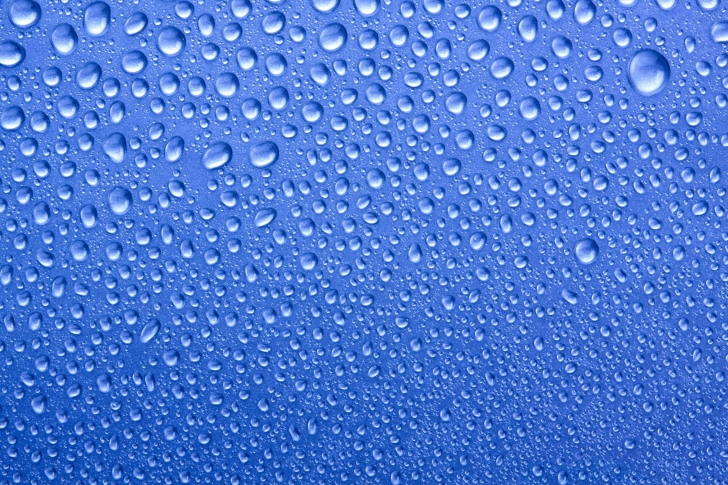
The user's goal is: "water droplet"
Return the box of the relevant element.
[124,11,148,35]
[354,0,379,15]
[249,141,280,168]
[518,15,538,42]
[103,133,127,163]
[9,0,41,28]
[628,49,670,96]
[51,23,78,55]
[319,23,347,52]
[140,319,161,343]
[254,208,277,227]
[0,41,25,67]
[158,26,186,57]
[83,1,111,36]
[477,6,501,32]
[711,22,728,43]
[1,105,25,131]
[202,141,233,169]
[108,187,133,215]
[575,238,599,264]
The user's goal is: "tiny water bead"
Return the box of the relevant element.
[0,1,725,484]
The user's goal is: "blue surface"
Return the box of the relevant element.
[1,0,728,483]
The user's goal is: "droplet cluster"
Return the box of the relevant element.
[1,0,728,484]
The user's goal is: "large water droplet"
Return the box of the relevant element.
[628,49,670,96]
[124,12,148,35]
[9,0,41,28]
[108,187,133,215]
[711,22,728,43]
[319,23,347,52]
[354,0,379,15]
[202,141,233,170]
[477,6,501,32]
[76,62,102,89]
[575,238,599,264]
[249,141,280,168]
[1,106,25,131]
[140,319,161,343]
[50,23,77,55]
[0,41,25,67]
[84,1,111,36]
[157,26,186,56]
[254,208,277,227]
[519,97,541,120]
[103,133,127,163]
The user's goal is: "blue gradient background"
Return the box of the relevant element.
[1,0,728,483]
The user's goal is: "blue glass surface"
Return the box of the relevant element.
[1,0,728,483]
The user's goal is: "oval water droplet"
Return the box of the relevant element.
[141,319,161,343]
[575,238,599,264]
[319,23,347,52]
[628,49,670,96]
[249,141,280,168]
[108,187,133,215]
[157,26,186,56]
[254,208,277,227]
[0,41,25,67]
[10,0,42,28]
[84,1,111,36]
[202,141,233,170]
